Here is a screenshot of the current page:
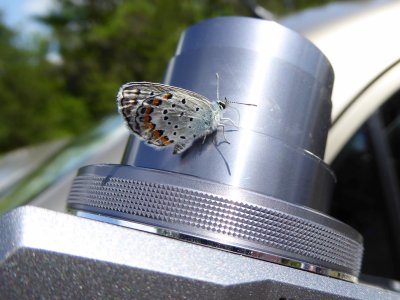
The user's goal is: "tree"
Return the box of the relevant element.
[39,1,249,120]
[0,14,90,153]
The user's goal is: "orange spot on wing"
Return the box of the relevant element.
[160,136,172,145]
[152,130,162,139]
[145,122,155,129]
[163,93,173,99]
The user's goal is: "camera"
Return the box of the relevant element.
[1,16,399,299]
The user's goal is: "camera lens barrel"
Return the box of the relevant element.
[67,17,363,282]
[122,16,335,213]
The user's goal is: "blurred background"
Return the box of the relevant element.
[0,0,332,155]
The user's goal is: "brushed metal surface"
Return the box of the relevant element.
[121,17,334,211]
[68,164,363,280]
[0,206,397,299]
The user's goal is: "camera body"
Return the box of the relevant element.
[0,205,397,299]
[1,16,399,299]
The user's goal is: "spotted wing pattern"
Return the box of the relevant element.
[117,82,222,154]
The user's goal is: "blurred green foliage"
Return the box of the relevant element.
[0,0,333,154]
[0,17,90,153]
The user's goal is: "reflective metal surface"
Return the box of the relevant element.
[122,16,335,211]
[75,210,358,282]
[1,206,396,299]
[68,164,363,282]
[67,17,362,283]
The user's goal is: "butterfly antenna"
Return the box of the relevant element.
[224,97,257,107]
[216,73,220,101]
[216,73,257,107]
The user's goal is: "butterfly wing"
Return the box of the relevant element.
[117,82,218,154]
[117,82,174,135]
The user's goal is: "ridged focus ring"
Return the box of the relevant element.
[67,164,363,282]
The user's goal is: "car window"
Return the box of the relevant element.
[382,93,400,181]
[331,89,400,280]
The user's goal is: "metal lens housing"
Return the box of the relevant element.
[67,17,363,282]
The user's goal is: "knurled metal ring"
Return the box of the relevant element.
[67,164,363,282]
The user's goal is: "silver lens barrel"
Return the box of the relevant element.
[67,17,363,282]
[122,16,334,212]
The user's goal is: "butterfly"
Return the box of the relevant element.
[117,76,256,154]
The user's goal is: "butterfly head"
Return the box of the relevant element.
[218,97,257,110]
[217,100,226,110]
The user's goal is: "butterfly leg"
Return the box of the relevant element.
[173,141,194,154]
[220,117,238,128]
[217,124,230,144]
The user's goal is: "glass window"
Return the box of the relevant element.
[331,89,400,280]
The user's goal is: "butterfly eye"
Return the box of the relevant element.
[218,101,226,109]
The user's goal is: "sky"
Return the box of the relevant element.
[0,0,55,35]
[0,0,62,62]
